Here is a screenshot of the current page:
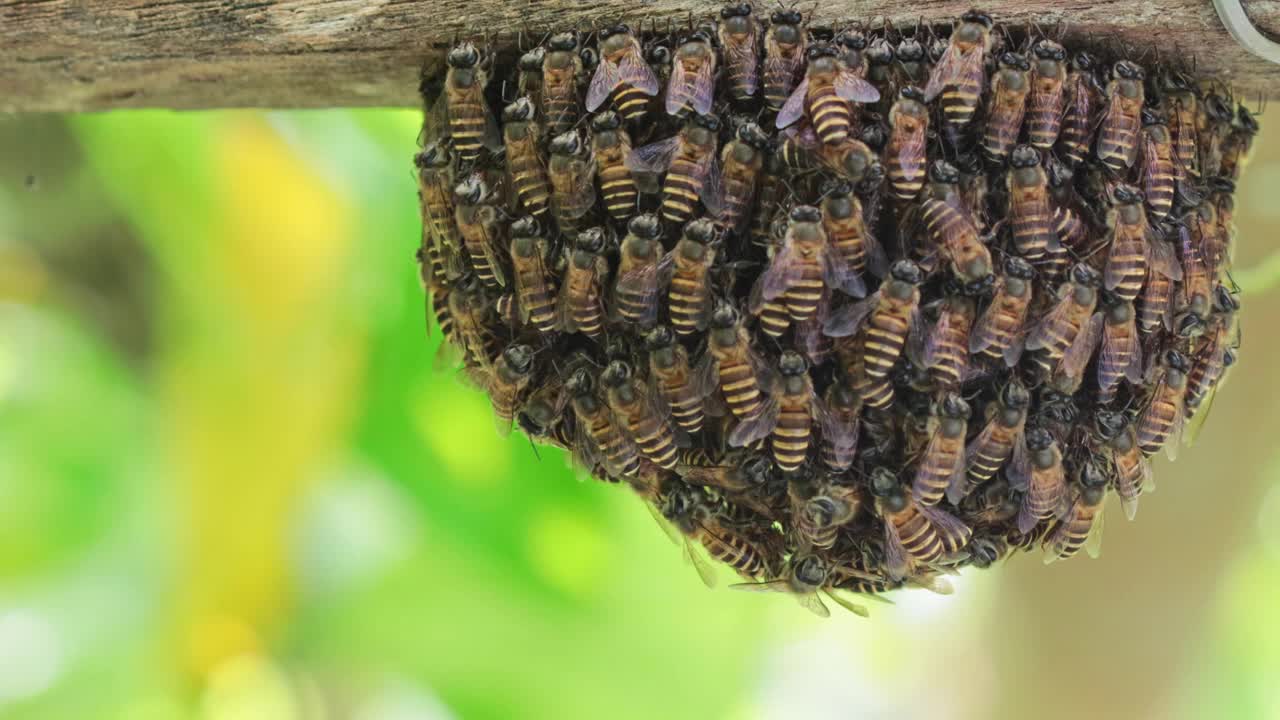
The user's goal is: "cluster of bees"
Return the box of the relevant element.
[414,7,1256,615]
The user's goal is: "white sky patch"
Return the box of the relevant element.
[0,609,65,705]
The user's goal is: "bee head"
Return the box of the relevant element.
[1079,459,1110,491]
[962,9,995,27]
[771,8,802,25]
[939,392,970,419]
[928,158,961,184]
[1208,176,1237,195]
[692,112,722,132]
[415,141,450,169]
[1111,184,1143,206]
[899,85,926,104]
[684,217,719,244]
[789,204,822,224]
[1000,52,1031,72]
[721,2,753,19]
[1176,312,1207,338]
[1166,348,1190,373]
[1205,93,1234,122]
[1045,157,1073,188]
[1025,426,1054,452]
[859,121,888,151]
[869,467,900,497]
[1140,105,1164,127]
[518,47,546,71]
[1003,255,1036,281]
[1237,104,1260,133]
[805,42,838,61]
[835,29,868,51]
[1093,409,1127,440]
[866,37,894,64]
[1224,348,1238,368]
[778,350,808,376]
[685,28,714,46]
[1009,144,1041,169]
[576,227,608,254]
[741,455,775,485]
[1113,60,1144,81]
[897,37,925,61]
[600,24,631,40]
[453,176,486,204]
[548,32,578,52]
[644,324,676,350]
[591,111,622,132]
[647,43,672,66]
[1071,51,1096,73]
[1001,378,1031,410]
[502,96,536,122]
[791,554,828,588]
[737,121,771,150]
[510,215,541,238]
[1162,70,1193,92]
[627,212,663,240]
[447,42,481,68]
[1213,283,1240,313]
[503,344,535,374]
[1033,39,1067,62]
[565,366,595,396]
[580,46,600,70]
[890,259,923,285]
[710,300,740,329]
[600,360,633,387]
[548,130,583,156]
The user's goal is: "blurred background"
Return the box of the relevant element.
[0,108,1277,720]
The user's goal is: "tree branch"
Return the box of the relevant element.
[2,0,1279,112]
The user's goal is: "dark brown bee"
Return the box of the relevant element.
[763,350,820,472]
[590,111,638,223]
[1026,39,1068,151]
[667,29,717,116]
[793,482,863,550]
[444,42,499,164]
[602,360,679,470]
[1137,107,1180,222]
[884,86,929,201]
[820,382,861,472]
[1178,202,1215,323]
[1025,263,1102,373]
[1135,348,1189,459]
[718,2,763,101]
[752,205,860,329]
[657,484,727,586]
[422,264,455,343]
[736,553,871,618]
[414,141,464,281]
[1056,51,1100,166]
[566,366,642,478]
[1162,71,1201,178]
[516,46,547,110]
[1104,184,1182,303]
[970,255,1036,366]
[1138,254,1176,334]
[645,325,715,435]
[873,469,972,582]
[762,8,808,112]
[502,98,551,218]
[665,218,718,336]
[924,10,994,136]
[1095,294,1142,404]
[918,164,994,283]
[1095,410,1152,520]
[587,24,661,122]
[894,33,932,88]
[776,43,880,144]
[515,368,570,442]
[825,260,924,381]
[453,176,507,289]
[911,393,970,506]
[628,113,722,227]
[960,378,1030,500]
[1197,90,1235,178]
[445,275,498,373]
[749,150,786,250]
[613,213,672,328]
[822,179,888,286]
[982,52,1032,161]
[1046,159,1090,255]
[776,129,880,186]
[864,37,897,112]
[1096,60,1145,174]
[1185,286,1239,422]
[923,294,976,389]
[1220,103,1260,180]
[699,301,774,444]
[508,216,558,335]
[1011,426,1068,535]
[717,122,769,234]
[558,227,609,338]
[547,130,597,234]
[1043,461,1108,562]
[488,344,535,434]
[1007,145,1064,273]
[542,32,583,136]
[1206,177,1237,275]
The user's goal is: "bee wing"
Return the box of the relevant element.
[1059,312,1103,381]
[920,308,953,371]
[691,348,720,400]
[1024,293,1073,351]
[619,46,662,96]
[823,293,879,337]
[555,270,580,334]
[1147,231,1184,281]
[775,77,810,129]
[616,261,663,326]
[815,395,859,460]
[731,577,793,594]
[728,394,780,448]
[968,292,1002,356]
[926,44,984,102]
[700,154,724,216]
[665,56,692,115]
[824,590,870,618]
[477,211,509,288]
[586,59,622,112]
[896,126,928,185]
[1163,402,1185,462]
[864,229,890,279]
[835,70,880,104]
[822,246,866,298]
[626,136,681,174]
[919,504,973,555]
[721,30,761,96]
[750,243,797,309]
[1007,430,1031,492]
[881,520,910,582]
[1085,505,1106,560]
[681,537,719,588]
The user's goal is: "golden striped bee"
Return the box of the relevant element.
[1056,51,1100,166]
[824,260,923,380]
[444,274,499,375]
[911,393,970,507]
[566,366,642,478]
[541,32,583,136]
[1197,90,1236,178]
[762,8,808,111]
[1137,107,1180,222]
[718,2,763,102]
[502,97,551,218]
[1025,263,1102,375]
[1220,103,1260,180]
[508,216,559,335]
[982,52,1032,161]
[666,29,717,116]
[1006,145,1064,275]
[776,43,880,144]
[487,343,536,435]
[1025,39,1068,151]
[960,378,1030,501]
[717,122,770,234]
[414,141,464,281]
[924,10,994,139]
[547,130,597,234]
[627,113,723,227]
[1135,349,1189,459]
[1184,285,1240,425]
[922,292,977,389]
[587,24,661,122]
[613,213,672,328]
[792,479,863,550]
[1095,60,1145,173]
[884,86,929,202]
[1161,70,1201,178]
[1095,294,1143,404]
[970,255,1036,367]
[590,111,638,223]
[665,218,718,336]
[698,301,776,445]
[763,350,820,473]
[1103,184,1182,304]
[872,468,971,582]
[453,176,507,289]
[822,179,888,287]
[1010,426,1068,535]
[1043,461,1108,563]
[751,206,863,330]
[918,163,994,283]
[558,227,610,339]
[1094,409,1152,520]
[601,360,680,470]
[516,46,546,110]
[820,381,861,472]
[645,324,717,436]
[443,42,500,164]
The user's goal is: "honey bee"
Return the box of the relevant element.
[736,553,869,618]
[960,378,1030,501]
[776,44,880,144]
[444,42,500,164]
[911,393,970,506]
[659,484,730,586]
[824,260,923,380]
[884,86,929,201]
[557,227,609,339]
[752,205,861,329]
[590,111,638,223]
[718,2,763,101]
[1056,51,1100,166]
[1010,426,1068,535]
[1043,460,1108,562]
[924,10,994,137]
[516,46,546,110]
[1178,202,1215,323]
[893,32,932,88]
[918,166,994,283]
[1045,159,1090,255]
[872,468,972,582]
[1095,294,1143,404]
[1094,409,1152,520]
[1135,348,1189,459]
[1137,107,1180,222]
[752,350,820,472]
[613,213,672,328]
[1007,145,1063,274]
[970,255,1036,366]
[717,122,769,234]
[1096,60,1145,174]
[506,216,557,335]
[1200,178,1235,277]
[487,343,536,434]
[922,292,977,388]
[954,152,990,232]
[547,130,597,234]
[1138,252,1176,334]
[822,179,888,286]
[601,360,680,470]
[566,366,642,478]
[587,24,661,122]
[666,29,717,116]
[1197,90,1235,178]
[749,150,787,250]
[820,381,861,472]
[793,480,863,550]
[1159,71,1200,180]
[414,141,464,281]
[1184,285,1240,423]
[698,301,776,444]
[982,52,1032,161]
[453,176,507,289]
[1025,263,1103,373]
[627,113,723,227]
[542,32,584,136]
[864,37,897,112]
[645,324,716,435]
[1025,39,1068,151]
[515,372,570,445]
[1220,103,1259,180]
[762,8,808,111]
[1104,184,1182,303]
[665,218,718,336]
[445,275,499,373]
[502,98,551,219]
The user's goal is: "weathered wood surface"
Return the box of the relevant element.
[2,0,1279,112]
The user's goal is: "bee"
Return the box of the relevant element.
[1135,348,1189,459]
[547,130,597,234]
[516,46,547,110]
[699,301,775,444]
[601,360,679,470]
[924,10,994,137]
[918,165,994,283]
[884,86,929,201]
[1185,286,1240,420]
[1006,145,1064,274]
[762,8,808,112]
[825,260,924,380]
[959,378,1031,501]
[822,179,888,286]
[444,42,500,164]
[1094,409,1152,520]
[982,52,1032,161]
[644,325,716,436]
[970,255,1036,366]
[1104,184,1182,303]
[1220,103,1260,180]
[820,381,861,472]
[923,293,977,388]
[776,43,880,144]
[445,275,499,373]
[751,205,861,330]
[749,150,787,250]
[1178,202,1215,323]
[746,350,819,472]
[505,216,557,335]
[894,33,932,88]
[1200,178,1235,277]
[590,111,639,223]
[515,373,570,445]
[453,176,507,289]
[1137,107,1180,222]
[666,218,718,336]
[1043,460,1108,562]
[873,469,972,582]
[488,344,536,434]
[1095,60,1145,174]
[659,485,733,586]
[1025,263,1103,373]
[717,122,770,234]
[1025,39,1068,151]
[1197,90,1236,178]
[557,227,609,338]
[613,213,672,328]
[1138,252,1176,334]
[1095,294,1143,404]
[793,481,863,550]
[955,152,990,232]
[1056,51,1100,166]
[587,24,661,122]
[1045,159,1090,254]
[864,37,897,112]
[666,29,717,116]
[542,32,583,136]
[911,393,971,506]
[1162,71,1201,178]
[502,98,551,219]
[627,113,723,227]
[1010,426,1068,535]
[414,141,464,281]
[566,366,642,478]
[718,2,763,102]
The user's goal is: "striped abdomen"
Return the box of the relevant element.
[783,262,824,322]
[598,159,638,221]
[447,91,488,162]
[809,83,852,144]
[612,84,650,122]
[719,167,757,232]
[889,506,946,564]
[829,226,868,278]
[1010,195,1056,264]
[563,267,604,338]
[615,270,656,325]
[974,291,1028,362]
[1136,382,1184,455]
[1112,443,1145,507]
[821,411,859,472]
[920,199,978,261]
[1045,497,1101,560]
[1138,273,1172,332]
[1185,339,1226,412]
[669,268,711,336]
[580,404,641,477]
[716,352,766,419]
[428,283,454,340]
[1098,107,1141,173]
[887,137,925,200]
[771,396,813,472]
[983,101,1029,161]
[507,141,550,219]
[756,298,791,337]
[928,314,971,388]
[457,218,502,289]
[914,437,964,506]
[698,527,765,577]
[1026,86,1066,150]
[543,77,579,136]
[662,155,708,225]
[514,263,557,334]
[968,423,1018,482]
[1172,104,1199,177]
[750,165,784,248]
[656,371,706,434]
[1106,231,1147,302]
[1057,82,1093,165]
[940,74,982,129]
[763,57,799,111]
[862,305,912,378]
[619,406,678,469]
[1143,139,1176,221]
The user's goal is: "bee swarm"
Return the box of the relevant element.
[415,8,1252,615]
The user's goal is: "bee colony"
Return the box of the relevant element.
[414,7,1253,615]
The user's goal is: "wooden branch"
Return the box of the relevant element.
[2,0,1279,112]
